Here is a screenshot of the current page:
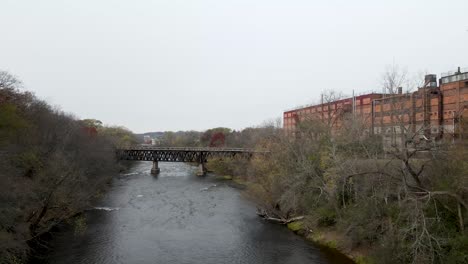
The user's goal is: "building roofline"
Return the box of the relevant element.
[283,92,384,113]
[441,67,468,78]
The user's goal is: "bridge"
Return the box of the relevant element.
[118,146,262,176]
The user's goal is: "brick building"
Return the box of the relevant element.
[371,74,441,146]
[283,93,383,135]
[439,68,468,138]
[284,67,468,144]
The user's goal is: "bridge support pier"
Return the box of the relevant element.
[151,160,160,175]
[196,163,207,176]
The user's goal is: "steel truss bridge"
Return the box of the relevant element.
[118,146,263,176]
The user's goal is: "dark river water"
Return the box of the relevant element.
[46,162,353,264]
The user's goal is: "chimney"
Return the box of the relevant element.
[398,87,402,94]
[458,66,461,74]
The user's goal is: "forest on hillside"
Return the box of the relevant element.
[0,71,136,263]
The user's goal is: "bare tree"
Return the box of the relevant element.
[0,71,22,90]
[382,64,409,95]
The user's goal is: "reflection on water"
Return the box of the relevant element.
[46,162,352,264]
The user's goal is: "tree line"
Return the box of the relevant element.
[142,123,280,148]
[0,71,137,263]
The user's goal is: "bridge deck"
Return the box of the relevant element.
[118,145,265,163]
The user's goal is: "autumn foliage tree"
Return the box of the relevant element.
[209,132,225,147]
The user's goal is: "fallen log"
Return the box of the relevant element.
[256,208,304,224]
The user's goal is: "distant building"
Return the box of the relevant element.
[143,135,152,144]
[151,138,160,145]
[284,67,468,145]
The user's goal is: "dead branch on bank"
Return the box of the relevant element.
[256,208,304,224]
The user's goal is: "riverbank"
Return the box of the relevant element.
[216,174,360,263]
[284,219,372,264]
[27,161,136,263]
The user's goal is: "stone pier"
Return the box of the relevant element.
[196,162,207,176]
[151,160,160,175]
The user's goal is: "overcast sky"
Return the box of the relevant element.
[1,0,467,133]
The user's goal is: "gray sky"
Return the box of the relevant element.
[1,0,467,133]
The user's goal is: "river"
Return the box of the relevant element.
[46,162,353,264]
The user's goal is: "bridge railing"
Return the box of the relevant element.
[119,145,266,153]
